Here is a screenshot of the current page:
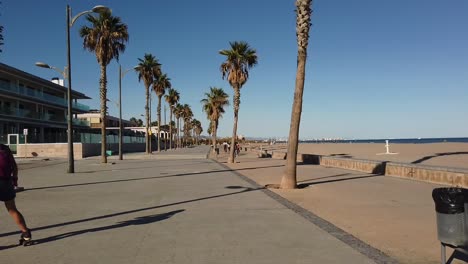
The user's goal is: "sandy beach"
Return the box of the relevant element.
[220,145,468,263]
[255,142,468,170]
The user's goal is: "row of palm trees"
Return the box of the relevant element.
[201,41,258,165]
[201,0,312,190]
[79,10,203,162]
[78,0,312,189]
[135,53,202,153]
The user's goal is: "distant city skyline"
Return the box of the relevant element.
[1,0,467,139]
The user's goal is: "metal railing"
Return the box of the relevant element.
[0,82,90,111]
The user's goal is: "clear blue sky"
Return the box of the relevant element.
[1,0,468,139]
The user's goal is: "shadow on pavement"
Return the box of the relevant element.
[0,186,260,239]
[0,244,19,250]
[25,165,282,192]
[297,173,351,183]
[297,174,383,188]
[29,210,185,246]
[447,249,468,264]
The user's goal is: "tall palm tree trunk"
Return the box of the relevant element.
[280,0,312,189]
[149,96,152,152]
[100,64,108,163]
[177,117,180,148]
[169,109,173,150]
[212,120,217,154]
[157,96,162,152]
[228,87,240,163]
[145,86,150,154]
[182,121,185,147]
[184,121,188,147]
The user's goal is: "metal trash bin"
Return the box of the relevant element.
[432,187,467,246]
[432,187,468,264]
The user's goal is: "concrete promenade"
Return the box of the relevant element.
[1,146,379,263]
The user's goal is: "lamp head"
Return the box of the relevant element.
[35,62,51,69]
[92,5,110,13]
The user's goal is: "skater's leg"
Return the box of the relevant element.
[4,199,28,232]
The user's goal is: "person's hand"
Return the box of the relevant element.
[12,176,18,187]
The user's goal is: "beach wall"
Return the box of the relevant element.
[320,156,385,174]
[251,146,468,188]
[385,162,468,187]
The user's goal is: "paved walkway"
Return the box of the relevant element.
[1,146,378,263]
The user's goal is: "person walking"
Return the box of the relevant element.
[0,144,31,245]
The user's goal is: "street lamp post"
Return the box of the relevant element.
[118,66,122,160]
[38,5,109,173]
[116,65,135,160]
[63,4,110,173]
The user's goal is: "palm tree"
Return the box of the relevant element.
[165,88,180,150]
[80,11,128,163]
[191,119,202,145]
[280,0,313,189]
[153,73,171,152]
[174,103,184,148]
[201,87,229,153]
[129,117,144,127]
[181,104,193,147]
[135,53,161,154]
[207,121,213,136]
[195,124,203,145]
[219,41,258,163]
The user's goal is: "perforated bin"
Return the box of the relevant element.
[432,187,468,247]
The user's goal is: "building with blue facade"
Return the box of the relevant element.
[0,62,91,146]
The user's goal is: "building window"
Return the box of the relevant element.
[0,78,10,90]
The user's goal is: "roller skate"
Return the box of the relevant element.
[19,229,32,246]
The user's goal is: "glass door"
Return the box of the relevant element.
[7,134,19,154]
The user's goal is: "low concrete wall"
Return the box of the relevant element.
[16,143,146,159]
[320,156,385,174]
[251,148,270,158]
[81,143,145,158]
[17,143,84,159]
[246,147,468,187]
[271,151,287,160]
[385,162,468,187]
[297,153,321,164]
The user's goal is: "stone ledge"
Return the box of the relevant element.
[271,151,287,160]
[320,156,385,174]
[385,162,468,187]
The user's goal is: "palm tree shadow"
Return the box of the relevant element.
[26,165,282,192]
[329,153,353,158]
[297,173,351,183]
[31,209,185,245]
[297,174,383,188]
[0,186,258,239]
[412,152,468,164]
[0,244,19,250]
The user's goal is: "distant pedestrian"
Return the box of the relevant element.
[235,142,241,156]
[0,144,31,245]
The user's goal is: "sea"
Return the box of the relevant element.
[301,137,468,144]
